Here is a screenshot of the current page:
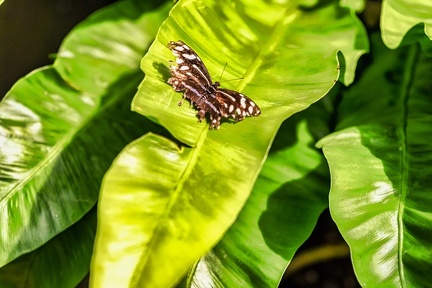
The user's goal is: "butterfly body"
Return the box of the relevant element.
[167,40,260,129]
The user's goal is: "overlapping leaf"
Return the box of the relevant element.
[0,208,97,288]
[91,0,367,287]
[185,105,332,287]
[319,32,432,286]
[0,0,170,287]
[381,0,432,49]
[340,0,365,12]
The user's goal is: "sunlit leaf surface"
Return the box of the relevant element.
[188,114,331,287]
[0,1,169,287]
[381,0,432,48]
[319,32,432,287]
[91,0,367,287]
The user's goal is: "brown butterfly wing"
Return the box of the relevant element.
[167,40,260,129]
[216,88,261,122]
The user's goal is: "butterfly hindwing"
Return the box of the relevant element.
[216,88,261,121]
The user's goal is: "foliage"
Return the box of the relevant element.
[0,0,431,287]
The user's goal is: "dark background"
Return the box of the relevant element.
[0,0,116,99]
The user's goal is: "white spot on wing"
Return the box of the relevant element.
[248,106,253,114]
[179,66,189,71]
[192,64,211,86]
[240,97,247,108]
[175,46,185,51]
[183,54,197,60]
[229,105,234,113]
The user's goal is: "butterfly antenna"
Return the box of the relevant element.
[222,77,244,83]
[218,63,245,84]
[218,62,228,83]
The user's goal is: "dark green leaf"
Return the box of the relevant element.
[186,108,331,287]
[0,1,170,287]
[318,32,432,287]
[0,208,97,288]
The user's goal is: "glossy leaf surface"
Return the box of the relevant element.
[187,111,331,287]
[381,0,432,49]
[0,1,169,287]
[319,32,432,287]
[91,0,367,287]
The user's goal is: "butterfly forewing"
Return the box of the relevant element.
[168,40,212,88]
[167,40,261,129]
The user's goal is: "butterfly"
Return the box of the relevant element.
[167,40,261,129]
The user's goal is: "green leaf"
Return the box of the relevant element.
[54,0,169,94]
[318,32,432,286]
[340,0,365,12]
[0,208,97,288]
[92,134,194,287]
[184,103,331,287]
[91,1,367,287]
[0,0,170,286]
[0,66,155,283]
[381,0,432,49]
[0,67,101,266]
[133,1,367,145]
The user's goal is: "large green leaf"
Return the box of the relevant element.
[91,0,367,287]
[92,133,195,287]
[134,2,366,144]
[381,0,432,49]
[0,0,170,286]
[184,100,332,287]
[54,0,168,94]
[0,67,103,265]
[318,32,432,286]
[0,208,97,288]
